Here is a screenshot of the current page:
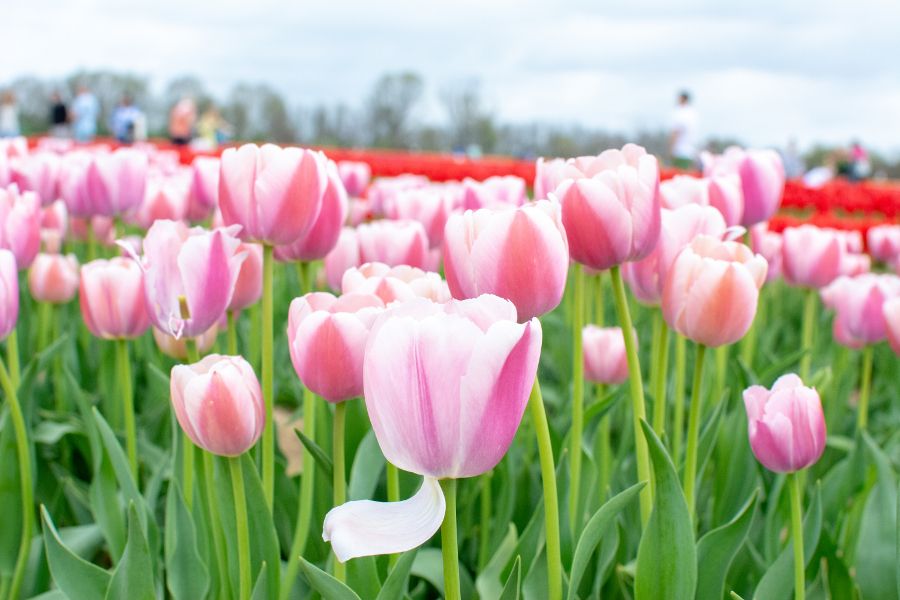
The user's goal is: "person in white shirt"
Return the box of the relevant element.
[670,90,698,170]
[0,91,19,138]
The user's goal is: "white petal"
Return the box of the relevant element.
[322,476,446,562]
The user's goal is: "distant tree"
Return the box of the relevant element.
[7,76,51,135]
[222,83,296,142]
[364,72,423,148]
[441,79,497,154]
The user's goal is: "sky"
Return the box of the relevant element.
[5,0,900,155]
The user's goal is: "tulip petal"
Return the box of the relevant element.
[323,476,446,562]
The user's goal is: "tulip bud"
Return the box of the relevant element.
[228,243,263,312]
[170,354,264,456]
[355,219,430,269]
[743,374,826,473]
[28,253,79,304]
[820,273,900,348]
[0,184,41,269]
[79,257,150,340]
[0,250,18,340]
[582,325,630,384]
[153,324,219,360]
[342,262,450,305]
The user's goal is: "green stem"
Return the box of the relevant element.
[297,261,308,293]
[569,263,585,534]
[230,456,251,600]
[281,386,317,600]
[477,471,493,570]
[332,401,347,583]
[799,288,816,381]
[386,461,400,569]
[672,334,687,464]
[440,478,460,600]
[37,301,52,352]
[596,383,611,494]
[714,345,728,403]
[683,343,707,521]
[789,471,806,600]
[227,311,238,355]
[528,378,562,600]
[7,329,19,390]
[203,452,231,600]
[86,223,97,262]
[652,316,670,436]
[262,244,275,510]
[593,272,605,326]
[856,346,874,432]
[182,340,200,511]
[740,286,766,367]
[116,339,137,480]
[0,356,32,600]
[609,265,652,525]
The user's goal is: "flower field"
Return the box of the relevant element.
[0,135,899,600]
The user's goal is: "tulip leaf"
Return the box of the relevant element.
[295,428,333,479]
[635,419,696,600]
[568,482,645,600]
[298,557,361,600]
[41,505,111,600]
[854,432,899,600]
[164,480,209,600]
[105,503,155,600]
[348,429,385,501]
[0,412,24,573]
[411,548,476,599]
[759,347,809,384]
[476,524,518,600]
[583,388,622,426]
[752,482,822,600]
[240,453,281,598]
[251,563,269,600]
[375,549,417,600]
[18,333,69,394]
[499,555,521,600]
[695,489,758,600]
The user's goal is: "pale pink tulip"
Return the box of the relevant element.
[170,354,264,456]
[228,242,263,312]
[750,223,783,282]
[703,147,785,226]
[820,273,900,348]
[461,176,527,210]
[324,228,361,291]
[9,152,61,206]
[582,326,630,384]
[743,374,825,473]
[659,174,744,227]
[28,253,79,304]
[287,292,385,402]
[0,184,41,269]
[782,225,865,288]
[188,156,220,221]
[366,175,429,216]
[356,219,429,269]
[867,224,900,264]
[79,257,150,339]
[0,250,18,340]
[383,187,454,248]
[662,235,767,347]
[337,161,372,197]
[68,216,116,247]
[153,324,219,360]
[883,298,900,356]
[443,200,569,320]
[218,143,328,246]
[342,262,451,304]
[83,148,149,216]
[131,172,191,229]
[40,200,68,253]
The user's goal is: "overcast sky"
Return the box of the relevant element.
[6,0,900,155]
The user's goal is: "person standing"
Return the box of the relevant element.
[111,94,142,144]
[0,91,20,138]
[49,91,69,138]
[71,85,100,143]
[168,97,196,145]
[669,90,698,170]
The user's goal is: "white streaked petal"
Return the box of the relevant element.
[322,476,446,562]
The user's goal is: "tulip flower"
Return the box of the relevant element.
[663,234,767,348]
[28,253,79,304]
[130,172,191,228]
[324,228,361,291]
[342,262,450,304]
[218,143,328,246]
[134,220,246,339]
[461,176,527,210]
[582,326,630,384]
[274,160,348,262]
[750,223,783,282]
[40,200,68,253]
[355,219,430,269]
[534,157,581,201]
[153,324,219,360]
[867,224,900,264]
[703,147,785,226]
[782,224,848,289]
[820,273,900,349]
[188,156,219,221]
[883,297,900,356]
[366,174,429,216]
[383,187,454,248]
[337,161,371,197]
[83,148,149,216]
[0,249,18,340]
[323,295,541,580]
[443,200,569,321]
[0,184,41,269]
[659,174,744,227]
[9,152,61,206]
[228,242,263,313]
[79,258,151,340]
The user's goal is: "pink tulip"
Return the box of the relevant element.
[383,187,454,248]
[0,184,41,269]
[131,172,191,229]
[348,198,372,226]
[58,151,93,217]
[0,250,18,340]
[867,224,900,264]
[461,176,527,210]
[342,262,451,304]
[743,374,826,473]
[366,175,429,216]
[820,273,900,348]
[883,298,900,356]
[554,144,661,270]
[337,161,371,197]
[750,224,783,282]
[356,219,430,269]
[582,326,630,384]
[28,253,79,304]
[188,156,220,221]
[170,354,264,456]
[218,143,328,246]
[324,228,361,291]
[83,148,149,216]
[622,204,727,305]
[323,295,541,561]
[287,292,385,402]
[534,157,582,201]
[136,220,246,339]
[659,174,744,227]
[69,216,116,247]
[273,160,348,262]
[662,235,767,347]
[9,152,61,206]
[79,257,151,339]
[40,200,68,253]
[228,242,263,312]
[782,225,864,288]
[703,147,785,226]
[443,200,569,321]
[153,324,219,360]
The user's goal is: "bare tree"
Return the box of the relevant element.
[441,79,497,153]
[365,72,423,148]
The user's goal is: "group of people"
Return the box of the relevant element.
[167,96,233,149]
